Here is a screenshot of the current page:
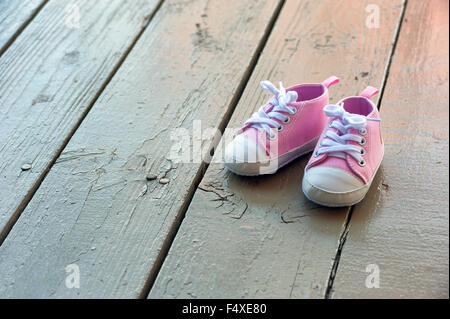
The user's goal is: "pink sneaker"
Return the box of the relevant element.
[302,86,383,207]
[224,76,339,175]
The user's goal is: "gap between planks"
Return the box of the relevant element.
[324,0,408,299]
[0,0,49,58]
[0,0,166,246]
[137,0,287,299]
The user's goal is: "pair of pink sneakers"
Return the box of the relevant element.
[223,76,383,207]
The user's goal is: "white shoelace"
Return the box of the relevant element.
[316,103,380,165]
[245,81,298,138]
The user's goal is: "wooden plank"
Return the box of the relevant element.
[0,0,282,298]
[0,0,47,56]
[0,0,161,240]
[149,0,405,298]
[331,0,449,299]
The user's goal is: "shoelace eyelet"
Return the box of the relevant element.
[314,150,320,158]
[359,128,367,135]
[359,137,366,145]
[268,132,277,140]
[360,148,366,156]
[358,159,366,167]
[245,81,298,135]
[277,125,283,132]
[283,117,290,124]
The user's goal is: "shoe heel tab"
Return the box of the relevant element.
[322,76,339,89]
[360,86,379,99]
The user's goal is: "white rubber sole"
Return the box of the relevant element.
[224,138,319,176]
[302,146,384,207]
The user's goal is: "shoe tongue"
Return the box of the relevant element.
[263,102,274,113]
[328,117,346,137]
[263,89,300,113]
[321,115,356,169]
[246,89,300,133]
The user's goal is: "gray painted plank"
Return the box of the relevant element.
[0,0,47,56]
[331,0,449,299]
[149,0,405,299]
[0,0,282,298]
[0,0,161,241]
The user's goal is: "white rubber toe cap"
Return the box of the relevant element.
[304,166,364,192]
[224,135,271,176]
[224,134,269,163]
[303,166,369,207]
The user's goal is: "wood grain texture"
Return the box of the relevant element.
[0,0,161,239]
[149,0,405,299]
[331,0,449,299]
[0,0,47,56]
[0,0,282,298]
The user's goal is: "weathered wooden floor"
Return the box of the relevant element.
[0,0,448,298]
